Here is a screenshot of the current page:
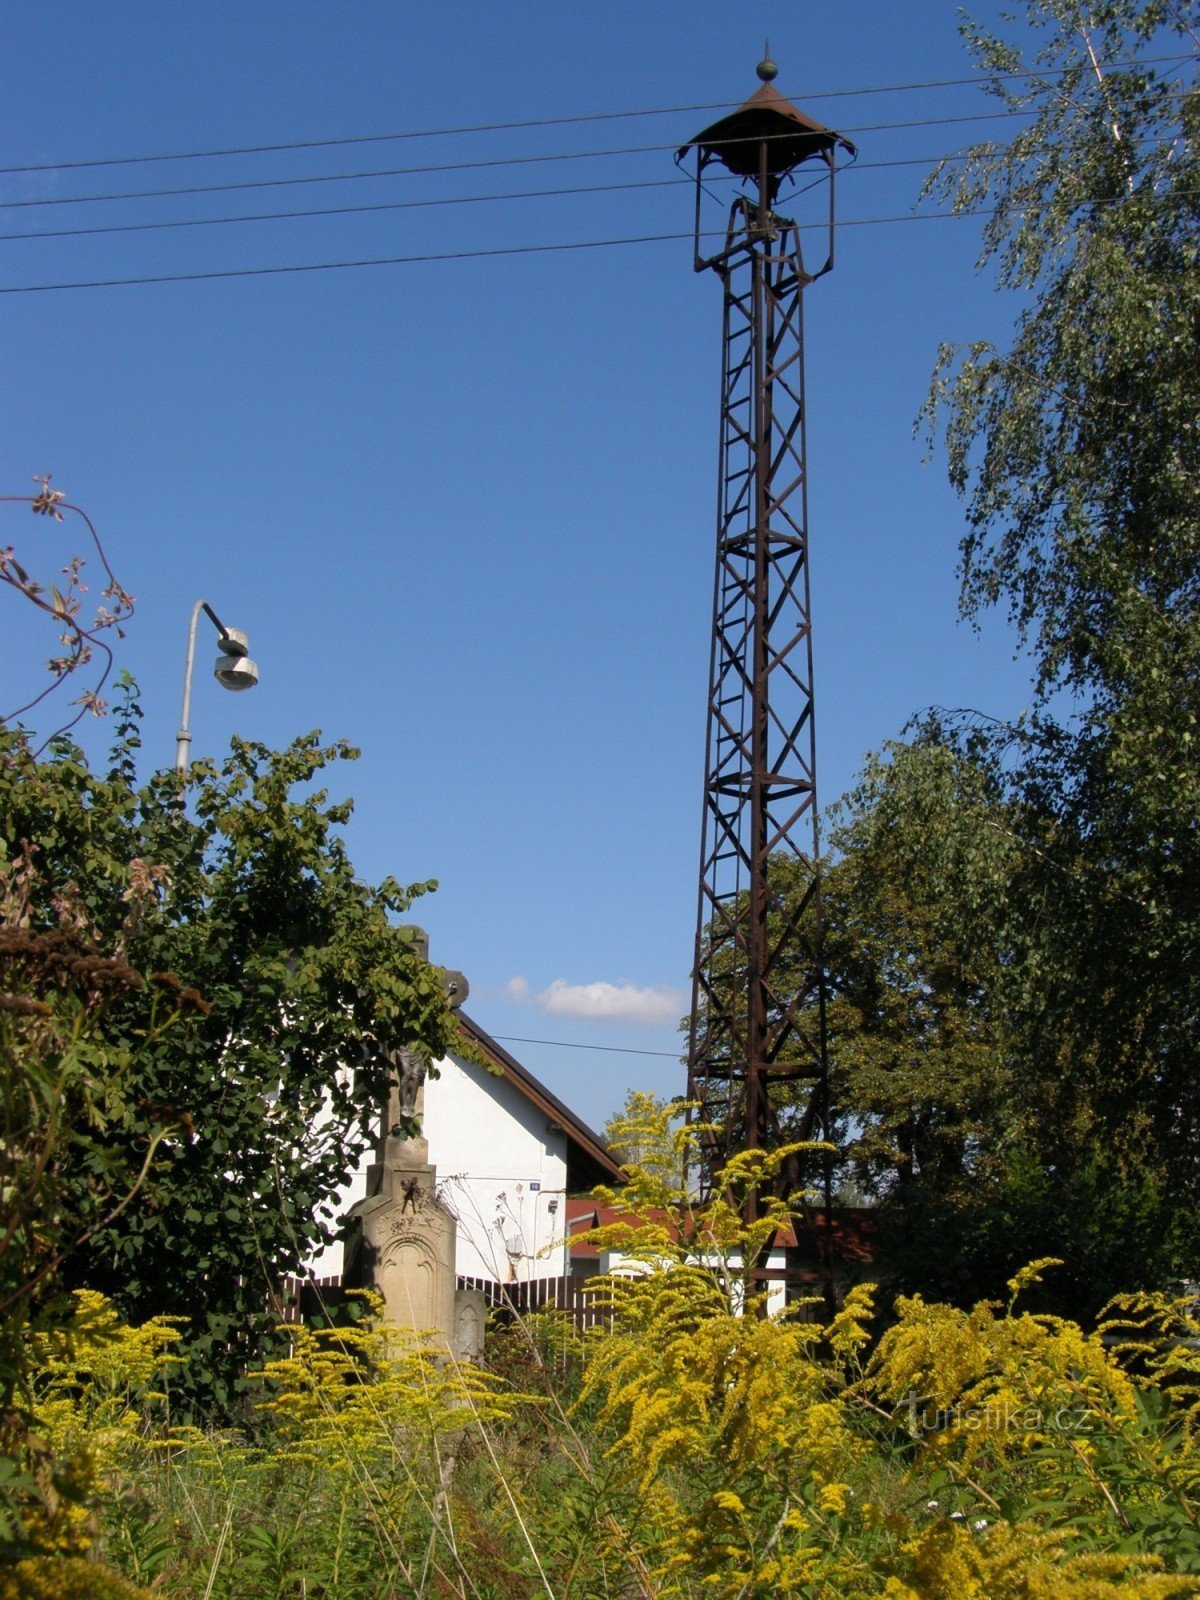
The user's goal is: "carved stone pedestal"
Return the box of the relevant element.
[343,1078,485,1361]
[347,1150,458,1343]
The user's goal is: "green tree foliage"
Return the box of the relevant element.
[602,1089,687,1186]
[821,0,1200,1313]
[928,3,1200,1183]
[824,739,1015,1214]
[0,854,183,1551]
[924,0,1198,1285]
[926,0,1199,701]
[824,732,1188,1314]
[0,687,460,1415]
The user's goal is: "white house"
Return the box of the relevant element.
[309,1012,622,1288]
[300,1012,871,1323]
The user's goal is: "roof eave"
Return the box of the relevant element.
[453,1012,625,1185]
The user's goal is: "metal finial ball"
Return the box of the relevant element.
[756,54,778,82]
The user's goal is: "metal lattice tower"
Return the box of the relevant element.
[681,59,854,1273]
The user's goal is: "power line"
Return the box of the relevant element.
[0,206,1009,296]
[0,109,1030,213]
[1,52,1189,178]
[0,229,694,292]
[491,1034,682,1060]
[0,138,692,211]
[0,151,961,247]
[0,100,742,178]
[0,176,691,244]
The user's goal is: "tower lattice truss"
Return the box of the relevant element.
[685,198,829,1205]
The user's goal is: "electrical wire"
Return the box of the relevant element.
[0,139,697,211]
[0,150,970,247]
[0,51,1189,178]
[6,160,1186,294]
[1,61,1188,291]
[0,206,1022,295]
[491,1035,682,1060]
[0,229,694,292]
[0,109,1032,213]
[0,176,691,244]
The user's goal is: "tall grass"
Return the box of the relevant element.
[9,1130,1200,1597]
[12,1265,1200,1597]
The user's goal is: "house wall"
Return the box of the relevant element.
[304,1087,361,1280]
[592,1245,791,1317]
[425,1051,570,1283]
[305,1050,571,1285]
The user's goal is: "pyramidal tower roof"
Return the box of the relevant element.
[680,59,855,178]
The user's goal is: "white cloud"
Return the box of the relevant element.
[507,977,686,1027]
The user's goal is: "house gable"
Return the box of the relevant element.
[453,1013,624,1192]
[308,1014,622,1287]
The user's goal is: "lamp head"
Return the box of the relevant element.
[214,653,259,691]
[217,627,250,659]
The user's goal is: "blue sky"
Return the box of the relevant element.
[2,2,1045,1130]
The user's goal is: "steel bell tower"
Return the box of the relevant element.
[680,55,854,1285]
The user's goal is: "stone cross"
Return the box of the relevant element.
[379,1042,429,1165]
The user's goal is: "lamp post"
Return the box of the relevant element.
[175,598,259,775]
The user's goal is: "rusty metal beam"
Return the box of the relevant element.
[681,60,851,1311]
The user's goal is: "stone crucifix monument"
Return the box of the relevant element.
[343,1037,484,1361]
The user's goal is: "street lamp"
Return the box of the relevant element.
[175,598,259,774]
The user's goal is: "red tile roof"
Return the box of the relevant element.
[566,1203,877,1264]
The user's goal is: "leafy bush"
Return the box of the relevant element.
[0,696,460,1418]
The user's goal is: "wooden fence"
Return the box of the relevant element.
[276,1271,610,1333]
[276,1273,345,1325]
[455,1272,613,1333]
